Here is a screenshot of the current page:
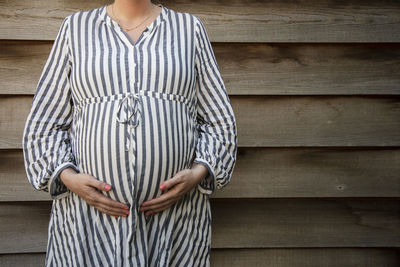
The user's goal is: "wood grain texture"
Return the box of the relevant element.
[2,41,400,95]
[211,198,400,248]
[217,147,400,198]
[2,148,400,201]
[0,199,399,253]
[1,0,400,42]
[2,96,400,149]
[1,1,399,266]
[232,96,400,147]
[0,253,45,267]
[2,248,400,267]
[210,248,400,267]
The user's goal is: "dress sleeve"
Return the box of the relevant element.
[193,16,238,195]
[22,15,79,200]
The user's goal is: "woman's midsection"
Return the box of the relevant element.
[70,96,196,205]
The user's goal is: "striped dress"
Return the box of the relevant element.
[22,4,237,267]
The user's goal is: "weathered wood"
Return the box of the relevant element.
[1,199,399,253]
[230,96,400,147]
[0,253,45,267]
[1,0,400,42]
[2,95,400,149]
[0,202,50,253]
[2,41,400,95]
[0,40,47,95]
[2,148,400,201]
[211,198,400,248]
[210,248,400,267]
[2,248,400,267]
[1,1,399,267]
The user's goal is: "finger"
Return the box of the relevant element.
[89,187,130,210]
[96,205,125,217]
[150,204,173,214]
[88,178,112,192]
[98,194,130,212]
[142,195,177,211]
[141,194,179,212]
[95,202,130,217]
[95,204,118,216]
[160,174,183,191]
[141,189,179,208]
[144,202,175,216]
[87,198,128,217]
[95,200,130,216]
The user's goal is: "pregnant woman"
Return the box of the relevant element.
[22,0,237,266]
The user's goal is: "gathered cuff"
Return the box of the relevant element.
[48,161,79,200]
[193,157,216,195]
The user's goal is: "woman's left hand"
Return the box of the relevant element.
[139,163,209,216]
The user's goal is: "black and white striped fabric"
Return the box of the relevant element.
[22,4,237,266]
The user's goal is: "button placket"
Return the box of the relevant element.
[131,61,137,87]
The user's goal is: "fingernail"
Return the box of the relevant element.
[122,214,126,217]
[160,184,166,190]
[124,206,129,210]
[104,184,111,190]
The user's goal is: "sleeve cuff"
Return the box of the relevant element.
[193,157,216,195]
[48,161,79,200]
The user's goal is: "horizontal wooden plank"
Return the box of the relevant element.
[232,96,400,147]
[211,198,400,248]
[1,199,399,253]
[1,0,400,42]
[0,202,50,253]
[2,96,399,149]
[0,253,45,267]
[2,41,400,95]
[2,148,400,201]
[2,248,400,267]
[211,248,400,267]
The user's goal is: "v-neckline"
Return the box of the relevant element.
[102,3,166,47]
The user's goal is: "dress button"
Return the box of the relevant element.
[125,141,130,151]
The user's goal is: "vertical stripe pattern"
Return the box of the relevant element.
[22,4,237,267]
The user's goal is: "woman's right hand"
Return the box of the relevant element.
[60,167,130,218]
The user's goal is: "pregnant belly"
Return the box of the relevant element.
[69,95,196,206]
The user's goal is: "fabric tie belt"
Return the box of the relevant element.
[115,92,142,151]
[74,90,192,152]
[116,92,142,126]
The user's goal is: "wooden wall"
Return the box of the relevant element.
[1,0,399,266]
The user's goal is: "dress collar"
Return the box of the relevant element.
[99,3,168,32]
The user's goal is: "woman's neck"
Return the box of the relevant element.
[111,0,155,21]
